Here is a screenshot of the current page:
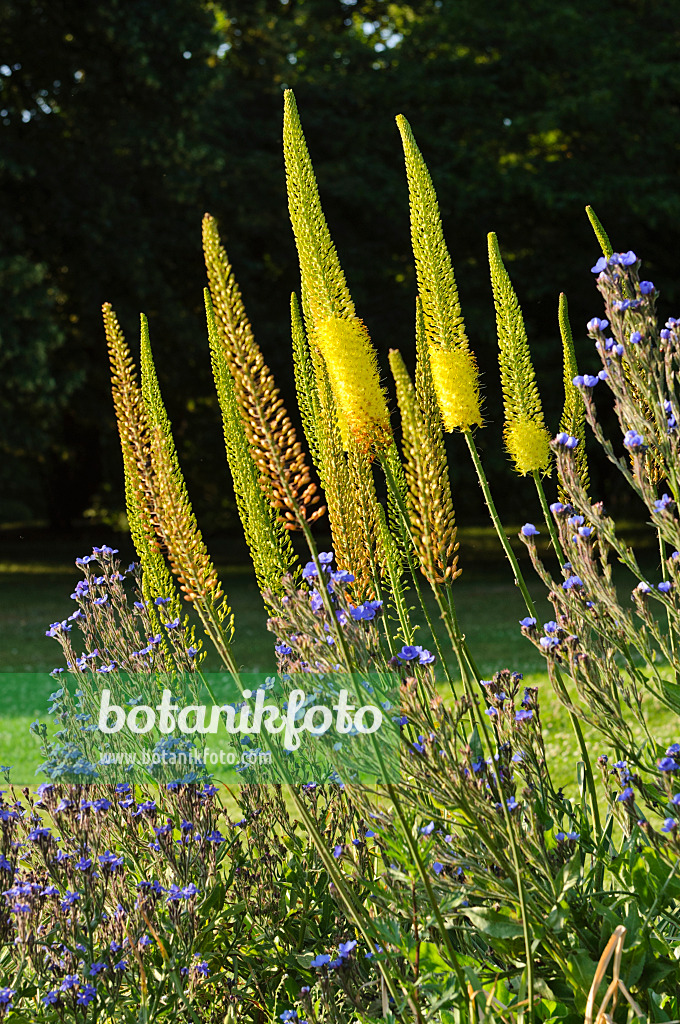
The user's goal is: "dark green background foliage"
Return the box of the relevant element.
[2,0,679,531]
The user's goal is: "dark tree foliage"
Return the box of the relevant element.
[2,0,679,530]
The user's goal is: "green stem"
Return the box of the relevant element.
[532,471,565,564]
[465,432,537,618]
[467,433,602,847]
[386,783,468,996]
[658,533,679,683]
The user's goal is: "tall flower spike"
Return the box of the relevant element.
[558,293,589,495]
[315,316,391,453]
[396,114,482,432]
[281,90,391,592]
[283,89,355,328]
[207,291,296,596]
[106,305,227,663]
[290,292,321,466]
[104,304,178,619]
[488,232,551,476]
[389,349,460,587]
[586,205,614,259]
[137,316,229,623]
[203,213,325,531]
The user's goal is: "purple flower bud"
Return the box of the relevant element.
[629,331,642,344]
[572,374,585,387]
[550,502,566,514]
[583,374,600,387]
[639,280,654,295]
[591,256,608,274]
[521,523,539,537]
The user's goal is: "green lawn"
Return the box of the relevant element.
[1,531,677,789]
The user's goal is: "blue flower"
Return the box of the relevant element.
[76,983,97,1006]
[623,430,645,450]
[318,551,334,564]
[635,581,652,595]
[591,256,608,274]
[432,861,444,875]
[506,796,519,811]
[310,590,323,614]
[583,374,599,387]
[164,618,181,630]
[60,975,79,992]
[555,433,579,448]
[654,493,674,511]
[659,581,673,593]
[339,940,358,958]
[639,280,654,295]
[661,818,677,833]
[629,331,642,344]
[667,744,680,755]
[331,569,355,584]
[616,250,637,266]
[617,787,634,802]
[89,963,106,976]
[397,645,421,661]
[519,616,537,628]
[539,638,559,652]
[572,374,584,387]
[659,757,679,772]
[43,990,59,1005]
[515,709,534,721]
[275,642,293,657]
[661,328,671,340]
[310,953,331,968]
[350,599,383,622]
[550,502,566,515]
[521,523,539,537]
[578,526,593,538]
[420,820,435,835]
[587,317,608,331]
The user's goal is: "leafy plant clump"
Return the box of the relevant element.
[3,94,680,1024]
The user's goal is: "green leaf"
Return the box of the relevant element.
[461,906,524,939]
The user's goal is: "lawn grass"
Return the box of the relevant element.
[1,530,677,792]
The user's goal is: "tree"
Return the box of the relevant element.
[3,0,680,527]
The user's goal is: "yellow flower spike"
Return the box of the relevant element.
[428,346,483,433]
[505,418,552,477]
[488,231,552,476]
[315,316,391,453]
